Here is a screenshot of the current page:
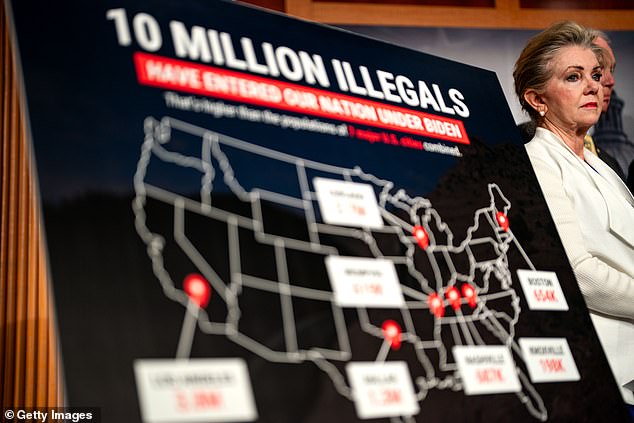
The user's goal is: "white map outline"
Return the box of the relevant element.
[133,116,548,422]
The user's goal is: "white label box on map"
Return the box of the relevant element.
[453,346,521,395]
[346,361,420,419]
[517,269,569,311]
[325,256,404,308]
[313,178,384,229]
[134,358,257,422]
[519,338,580,383]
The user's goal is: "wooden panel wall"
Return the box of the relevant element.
[0,0,631,410]
[278,0,634,29]
[0,1,62,410]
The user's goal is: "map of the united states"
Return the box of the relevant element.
[131,116,566,422]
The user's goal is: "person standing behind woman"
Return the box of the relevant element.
[514,21,634,410]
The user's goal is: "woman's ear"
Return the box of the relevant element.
[524,89,546,116]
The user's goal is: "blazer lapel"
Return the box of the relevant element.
[584,150,634,248]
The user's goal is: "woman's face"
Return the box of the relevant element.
[541,46,603,132]
[593,36,616,112]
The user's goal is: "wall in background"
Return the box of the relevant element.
[1,1,63,409]
[244,0,634,30]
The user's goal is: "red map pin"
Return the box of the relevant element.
[183,273,211,308]
[496,211,509,232]
[412,225,429,250]
[461,283,478,308]
[382,320,402,350]
[428,293,445,318]
[445,286,461,310]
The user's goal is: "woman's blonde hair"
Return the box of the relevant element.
[513,21,603,121]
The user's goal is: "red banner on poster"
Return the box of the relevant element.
[134,52,469,145]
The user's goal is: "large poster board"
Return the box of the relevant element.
[7,0,630,421]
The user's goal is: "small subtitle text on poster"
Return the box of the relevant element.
[347,124,462,156]
[164,92,348,137]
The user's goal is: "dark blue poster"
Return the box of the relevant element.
[7,0,629,421]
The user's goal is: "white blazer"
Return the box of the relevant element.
[526,127,634,404]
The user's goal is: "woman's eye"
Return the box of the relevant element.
[592,73,602,81]
[566,74,579,82]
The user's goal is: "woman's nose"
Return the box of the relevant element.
[586,76,600,93]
